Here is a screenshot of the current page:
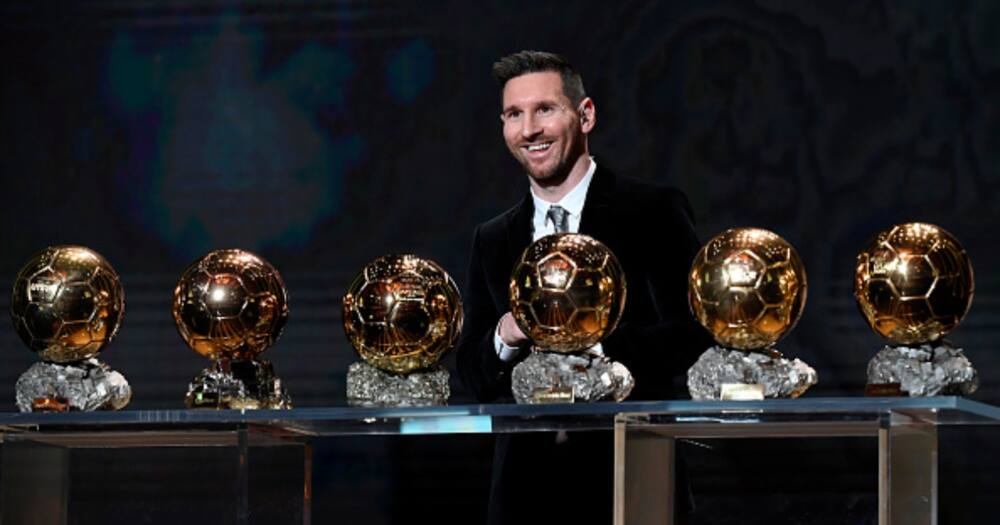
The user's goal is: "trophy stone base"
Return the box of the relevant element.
[511,349,634,404]
[687,345,817,401]
[186,358,292,409]
[866,342,977,396]
[346,361,449,407]
[15,358,131,413]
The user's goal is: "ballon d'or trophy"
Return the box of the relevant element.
[687,228,817,400]
[508,233,632,404]
[342,255,463,406]
[173,249,292,409]
[855,223,977,396]
[10,246,131,412]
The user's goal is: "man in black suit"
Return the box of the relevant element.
[456,50,711,524]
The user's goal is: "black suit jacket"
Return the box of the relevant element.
[456,165,712,524]
[457,164,710,402]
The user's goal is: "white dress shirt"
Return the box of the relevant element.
[495,158,603,361]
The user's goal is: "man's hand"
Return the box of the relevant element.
[498,312,529,347]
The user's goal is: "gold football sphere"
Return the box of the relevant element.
[509,233,626,353]
[10,246,125,363]
[689,228,807,350]
[343,255,463,374]
[854,223,973,345]
[173,249,289,360]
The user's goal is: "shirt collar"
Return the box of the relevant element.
[530,157,597,218]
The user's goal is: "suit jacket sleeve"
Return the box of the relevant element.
[600,188,713,399]
[455,225,518,402]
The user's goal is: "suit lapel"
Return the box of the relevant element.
[579,163,616,244]
[505,192,534,270]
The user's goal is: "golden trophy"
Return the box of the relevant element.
[342,254,463,406]
[508,233,632,403]
[687,228,816,400]
[855,222,977,396]
[10,246,131,412]
[173,249,291,409]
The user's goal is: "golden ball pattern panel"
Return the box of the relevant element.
[509,233,626,353]
[173,249,289,360]
[10,246,125,363]
[689,228,807,350]
[854,223,973,345]
[342,255,463,374]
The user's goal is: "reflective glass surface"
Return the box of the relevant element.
[0,397,997,447]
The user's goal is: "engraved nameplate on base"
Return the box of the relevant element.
[864,383,904,397]
[720,383,765,400]
[532,386,575,404]
[31,396,69,412]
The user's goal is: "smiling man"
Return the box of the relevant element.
[455,50,712,524]
[500,63,592,197]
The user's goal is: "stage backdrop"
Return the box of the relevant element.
[0,1,997,523]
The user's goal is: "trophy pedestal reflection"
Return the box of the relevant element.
[687,346,817,401]
[866,342,977,396]
[346,361,449,407]
[15,358,131,413]
[186,358,292,409]
[511,349,634,404]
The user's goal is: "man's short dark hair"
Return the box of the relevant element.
[492,50,586,106]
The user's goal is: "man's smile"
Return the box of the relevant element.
[523,141,554,158]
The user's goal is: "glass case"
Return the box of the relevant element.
[1,397,997,524]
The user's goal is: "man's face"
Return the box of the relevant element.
[501,72,590,183]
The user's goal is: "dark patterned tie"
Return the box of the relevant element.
[546,205,570,233]
[547,204,571,445]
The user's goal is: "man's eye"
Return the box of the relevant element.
[505,110,521,120]
[537,106,553,115]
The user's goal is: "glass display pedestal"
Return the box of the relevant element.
[0,428,310,525]
[613,397,1000,525]
[0,397,996,524]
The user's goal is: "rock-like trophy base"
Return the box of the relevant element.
[511,349,634,404]
[15,358,131,413]
[346,361,449,407]
[687,346,817,401]
[186,358,292,409]
[867,342,977,396]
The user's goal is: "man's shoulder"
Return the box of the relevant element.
[608,173,693,217]
[613,173,686,201]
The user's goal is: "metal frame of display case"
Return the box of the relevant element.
[0,397,996,524]
[613,397,1000,525]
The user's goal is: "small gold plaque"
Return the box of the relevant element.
[532,386,574,404]
[720,383,765,400]
[864,383,904,397]
[32,396,70,412]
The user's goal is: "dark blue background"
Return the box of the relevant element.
[0,1,997,523]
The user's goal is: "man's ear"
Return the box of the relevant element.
[578,97,596,133]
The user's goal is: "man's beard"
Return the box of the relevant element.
[519,146,576,188]
[523,159,568,186]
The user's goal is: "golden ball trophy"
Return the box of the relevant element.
[10,246,131,412]
[173,249,291,409]
[687,228,816,400]
[342,254,463,406]
[508,233,631,404]
[855,223,977,396]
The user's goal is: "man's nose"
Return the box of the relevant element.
[520,114,541,139]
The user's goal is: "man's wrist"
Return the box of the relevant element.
[494,319,524,362]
